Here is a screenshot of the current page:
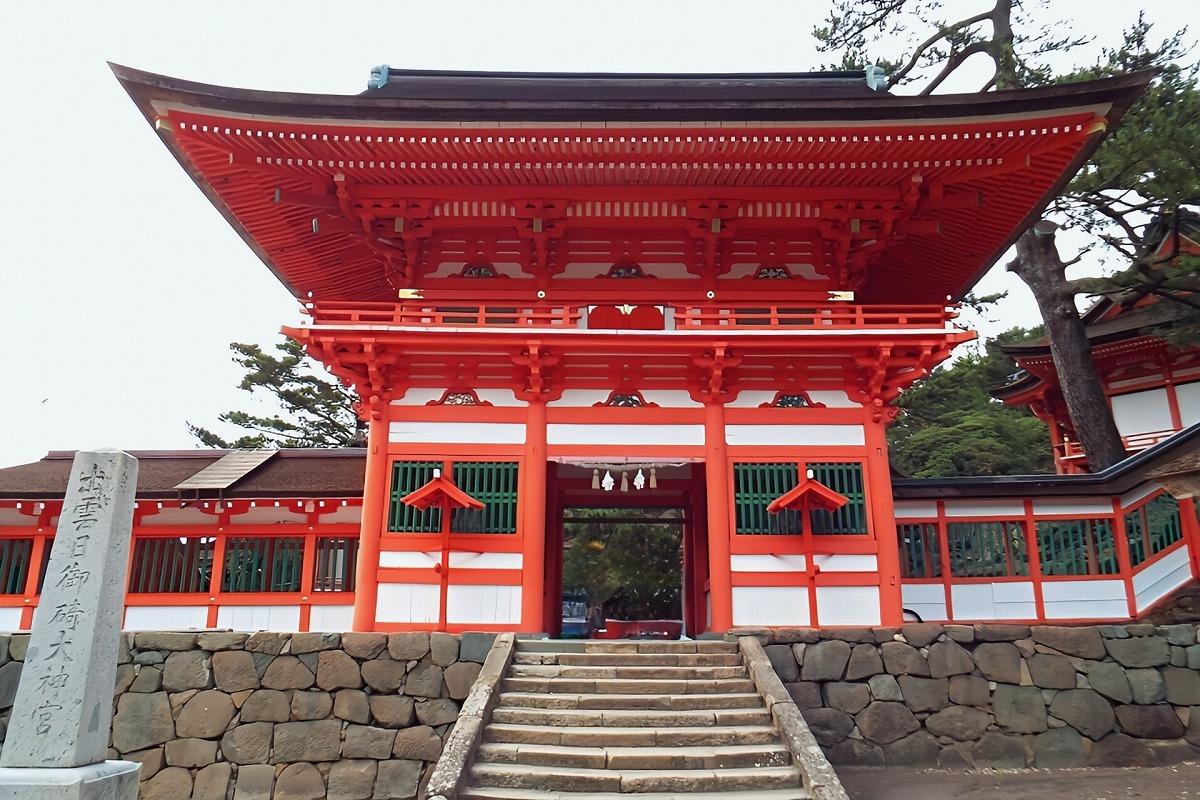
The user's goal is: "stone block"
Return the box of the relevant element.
[429,632,460,666]
[785,681,822,709]
[220,721,274,764]
[1031,726,1087,767]
[443,661,482,700]
[132,651,164,666]
[928,706,991,741]
[867,673,903,702]
[975,624,1031,642]
[900,623,943,648]
[196,632,249,651]
[763,644,799,682]
[291,690,334,721]
[845,644,884,680]
[329,759,379,800]
[404,663,444,698]
[1116,704,1186,739]
[974,642,1021,684]
[1164,666,1200,705]
[821,627,876,643]
[802,707,854,747]
[800,640,852,681]
[897,675,949,712]
[134,632,198,652]
[1106,635,1170,668]
[241,689,291,723]
[1050,689,1115,740]
[0,662,21,710]
[362,658,407,693]
[392,724,445,761]
[112,692,175,753]
[234,762,276,799]
[1127,667,1167,704]
[948,674,990,707]
[824,682,871,714]
[142,765,193,799]
[1027,653,1077,689]
[773,627,820,644]
[7,635,28,661]
[291,632,341,654]
[343,633,389,660]
[388,632,431,661]
[276,762,327,799]
[826,738,884,766]
[927,640,974,678]
[274,719,343,762]
[373,759,423,799]
[879,642,929,677]
[333,689,371,724]
[161,650,212,692]
[114,663,135,694]
[124,746,164,780]
[370,695,416,728]
[944,625,975,643]
[318,650,363,690]
[993,685,1048,734]
[213,650,260,692]
[1087,660,1133,703]
[1089,732,1153,766]
[164,737,218,768]
[176,690,237,739]
[1031,626,1106,659]
[458,632,496,663]
[883,731,940,766]
[969,732,1028,768]
[245,632,289,656]
[415,698,460,727]
[193,762,233,800]
[262,655,316,690]
[854,701,920,745]
[344,725,397,759]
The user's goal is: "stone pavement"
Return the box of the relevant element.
[838,763,1200,799]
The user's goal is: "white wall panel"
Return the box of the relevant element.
[217,605,302,631]
[232,507,308,524]
[448,552,523,569]
[390,388,446,406]
[726,391,779,408]
[308,605,355,632]
[729,554,807,572]
[943,500,1025,518]
[475,389,528,407]
[950,582,1035,621]
[1112,388,1173,437]
[547,424,704,446]
[1121,483,1164,510]
[894,502,938,520]
[812,554,878,572]
[725,425,864,447]
[639,390,703,408]
[142,507,215,526]
[549,390,616,407]
[123,606,209,631]
[1042,580,1128,620]
[389,421,525,445]
[901,583,948,622]
[446,585,522,624]
[806,390,858,408]
[1031,499,1116,517]
[376,583,440,624]
[1133,545,1192,612]
[816,586,881,626]
[1178,382,1200,428]
[0,607,23,631]
[732,586,809,626]
[379,551,441,569]
[316,505,362,525]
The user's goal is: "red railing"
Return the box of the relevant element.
[1056,428,1179,469]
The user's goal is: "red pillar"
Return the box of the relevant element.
[352,417,389,631]
[520,399,548,632]
[704,400,733,632]
[865,417,904,626]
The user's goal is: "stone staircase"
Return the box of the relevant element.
[454,639,818,799]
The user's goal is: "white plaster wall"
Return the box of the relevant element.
[816,586,881,626]
[726,391,779,408]
[731,586,809,626]
[447,552,523,569]
[231,507,308,525]
[1112,388,1173,437]
[1031,499,1116,517]
[389,421,526,444]
[950,582,1036,620]
[547,424,704,446]
[216,604,302,631]
[375,583,439,624]
[943,500,1025,518]
[1133,545,1192,613]
[1178,382,1200,428]
[124,606,210,631]
[729,554,807,572]
[901,583,948,622]
[445,585,522,624]
[1121,484,1164,510]
[812,554,878,572]
[1041,580,1128,620]
[316,505,362,525]
[893,502,938,520]
[724,424,864,447]
[378,551,442,569]
[142,507,215,526]
[308,605,355,632]
[639,390,704,408]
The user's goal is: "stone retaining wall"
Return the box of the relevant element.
[741,622,1200,768]
[0,630,496,800]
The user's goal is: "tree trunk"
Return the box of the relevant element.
[1008,225,1128,471]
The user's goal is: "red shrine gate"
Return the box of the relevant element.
[112,65,1151,634]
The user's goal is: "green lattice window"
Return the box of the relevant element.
[313,537,358,592]
[1036,519,1119,576]
[947,521,1029,578]
[450,462,519,534]
[733,462,802,535]
[221,537,304,592]
[388,461,443,533]
[0,539,33,594]
[129,537,214,593]
[809,463,868,535]
[1125,493,1184,568]
[898,523,940,578]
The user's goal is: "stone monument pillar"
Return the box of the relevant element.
[0,450,142,798]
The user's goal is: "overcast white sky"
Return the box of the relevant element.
[1,1,1195,469]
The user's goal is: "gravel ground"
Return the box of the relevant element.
[838,763,1200,799]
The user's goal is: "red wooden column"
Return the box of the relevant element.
[704,400,734,632]
[865,417,904,626]
[352,416,389,631]
[520,398,548,632]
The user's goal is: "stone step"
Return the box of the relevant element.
[483,724,782,748]
[507,664,747,680]
[489,707,772,729]
[497,691,764,711]
[468,762,804,794]
[512,652,742,667]
[477,741,793,770]
[514,640,737,655]
[501,677,757,695]
[459,787,811,800]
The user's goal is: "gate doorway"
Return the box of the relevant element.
[543,462,709,638]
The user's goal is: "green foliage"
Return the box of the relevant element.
[561,509,683,621]
[889,327,1054,477]
[189,339,365,449]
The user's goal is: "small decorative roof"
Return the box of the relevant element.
[399,473,485,511]
[766,477,849,514]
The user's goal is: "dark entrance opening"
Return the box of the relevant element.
[543,462,709,638]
